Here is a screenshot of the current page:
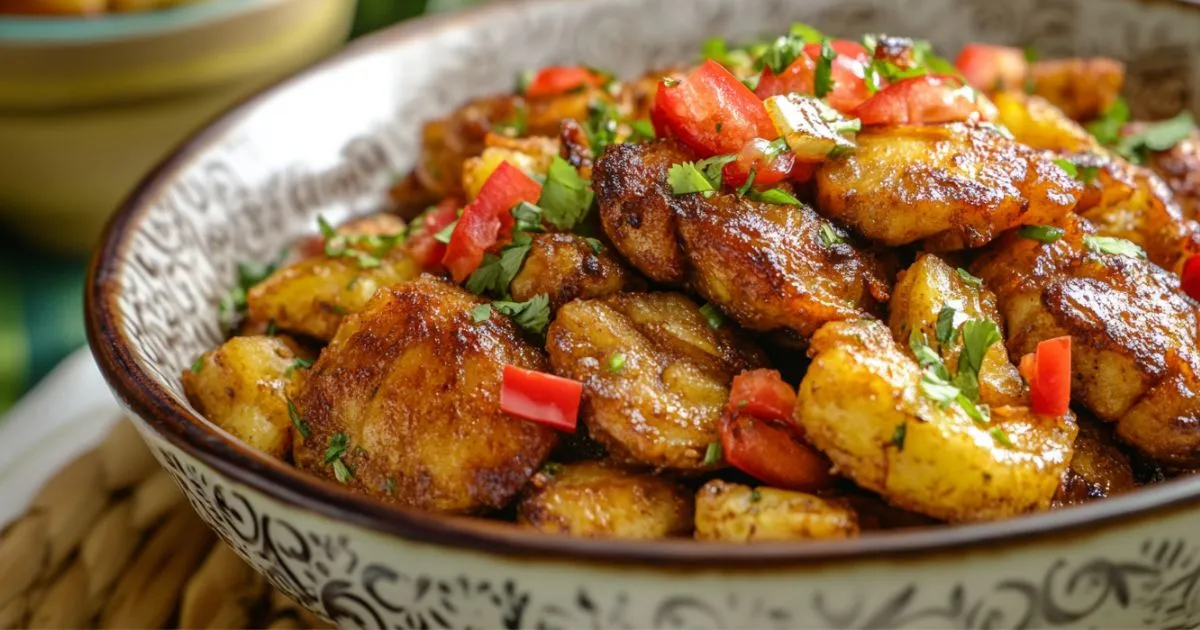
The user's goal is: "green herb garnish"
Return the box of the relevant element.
[990,426,1014,448]
[891,422,907,450]
[668,162,717,196]
[470,303,493,323]
[1086,97,1131,147]
[385,477,396,495]
[813,38,837,98]
[818,221,844,247]
[698,302,725,330]
[190,355,204,374]
[750,188,803,206]
[584,237,604,254]
[324,432,349,464]
[287,399,310,440]
[608,353,627,373]
[956,268,983,288]
[749,488,762,503]
[1018,225,1064,244]
[332,459,354,484]
[1115,111,1196,164]
[492,294,551,335]
[284,357,313,378]
[539,156,595,230]
[1083,235,1146,259]
[702,441,723,466]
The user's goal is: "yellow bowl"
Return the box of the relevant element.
[0,0,356,254]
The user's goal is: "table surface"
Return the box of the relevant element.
[0,0,486,414]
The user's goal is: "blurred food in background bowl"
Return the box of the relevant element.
[0,0,356,254]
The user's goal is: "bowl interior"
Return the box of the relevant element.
[89,0,1200,563]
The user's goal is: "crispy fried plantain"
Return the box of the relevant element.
[509,233,642,312]
[816,123,1082,249]
[516,461,693,539]
[797,319,1077,522]
[546,292,766,471]
[1053,416,1136,508]
[182,335,306,460]
[1029,58,1125,122]
[693,480,859,542]
[291,276,558,513]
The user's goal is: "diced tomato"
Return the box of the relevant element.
[500,365,583,432]
[524,66,604,99]
[720,413,834,492]
[789,160,818,183]
[721,138,797,188]
[1181,254,1200,301]
[1024,336,1072,416]
[755,42,872,113]
[442,162,542,282]
[955,44,1029,92]
[406,197,460,271]
[726,368,797,424]
[854,74,996,126]
[652,59,776,157]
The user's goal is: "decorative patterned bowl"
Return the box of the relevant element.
[87,0,1200,627]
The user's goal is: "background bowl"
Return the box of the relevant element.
[0,0,356,254]
[88,0,1200,627]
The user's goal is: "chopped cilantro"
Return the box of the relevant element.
[958,394,991,424]
[607,353,627,373]
[813,39,836,98]
[317,215,338,239]
[919,370,961,404]
[515,69,535,95]
[1115,111,1196,164]
[990,426,1014,448]
[512,201,544,233]
[818,221,844,247]
[956,267,983,288]
[470,303,493,323]
[696,154,737,190]
[584,99,621,154]
[332,459,354,484]
[287,399,310,439]
[385,477,396,495]
[702,441,723,466]
[541,461,563,477]
[789,22,824,44]
[265,319,277,337]
[629,119,657,142]
[539,156,594,230]
[492,294,551,335]
[698,302,725,329]
[284,357,313,378]
[584,237,604,254]
[466,241,531,299]
[751,188,803,206]
[1018,225,1064,244]
[1086,97,1131,147]
[952,319,1002,402]
[749,488,762,503]
[668,162,717,196]
[891,422,907,450]
[1083,235,1146,259]
[324,432,349,464]
[433,220,458,244]
[1053,158,1078,179]
[736,167,757,197]
[494,104,528,137]
[190,355,204,374]
[935,305,958,347]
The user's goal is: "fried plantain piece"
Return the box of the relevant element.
[546,292,766,472]
[815,123,1083,249]
[291,276,558,513]
[509,233,643,312]
[693,480,859,542]
[1053,415,1136,508]
[1028,57,1125,123]
[796,319,1077,522]
[516,461,693,539]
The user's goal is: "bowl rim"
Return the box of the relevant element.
[0,0,286,43]
[87,0,1200,568]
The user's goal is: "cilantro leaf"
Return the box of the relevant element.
[668,162,717,196]
[433,220,458,244]
[813,39,836,98]
[1018,224,1064,244]
[702,441,723,466]
[935,305,957,347]
[698,302,725,329]
[956,267,983,288]
[332,459,354,483]
[492,294,551,335]
[539,157,594,230]
[750,187,803,206]
[190,355,204,374]
[909,329,951,382]
[287,398,310,439]
[891,422,906,450]
[1115,111,1196,164]
[1083,235,1146,259]
[818,221,844,247]
[957,394,991,424]
[324,432,349,464]
[920,370,961,404]
[470,303,492,323]
[696,154,736,190]
[953,319,1002,402]
[1086,97,1131,146]
[512,201,544,233]
[990,426,1015,448]
[629,119,657,142]
[1053,158,1078,179]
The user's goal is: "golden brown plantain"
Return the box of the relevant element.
[887,254,1025,406]
[509,233,643,312]
[815,123,1083,249]
[595,140,892,338]
[181,335,306,460]
[796,319,1077,522]
[992,91,1102,153]
[546,292,766,471]
[1029,58,1125,123]
[516,461,694,539]
[973,215,1200,465]
[461,133,561,201]
[1142,126,1200,222]
[291,276,558,513]
[693,480,859,542]
[1053,416,1136,508]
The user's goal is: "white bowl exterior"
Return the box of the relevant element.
[100,0,1200,627]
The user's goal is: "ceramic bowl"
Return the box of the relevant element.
[87,0,1200,627]
[0,0,356,254]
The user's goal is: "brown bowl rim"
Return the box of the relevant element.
[86,0,1200,568]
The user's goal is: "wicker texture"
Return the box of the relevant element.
[0,420,330,629]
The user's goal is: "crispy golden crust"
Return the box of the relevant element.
[796,319,1077,522]
[1053,416,1136,508]
[516,462,694,539]
[594,140,695,284]
[887,254,1025,406]
[675,190,892,338]
[509,233,642,312]
[595,140,892,338]
[1144,127,1200,223]
[693,480,859,542]
[291,276,558,513]
[181,336,304,460]
[546,292,766,471]
[1029,58,1125,123]
[973,216,1200,465]
[246,249,419,342]
[815,124,1083,249]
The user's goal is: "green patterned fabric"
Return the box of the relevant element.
[0,0,482,415]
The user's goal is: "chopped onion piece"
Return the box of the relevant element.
[764,94,861,160]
